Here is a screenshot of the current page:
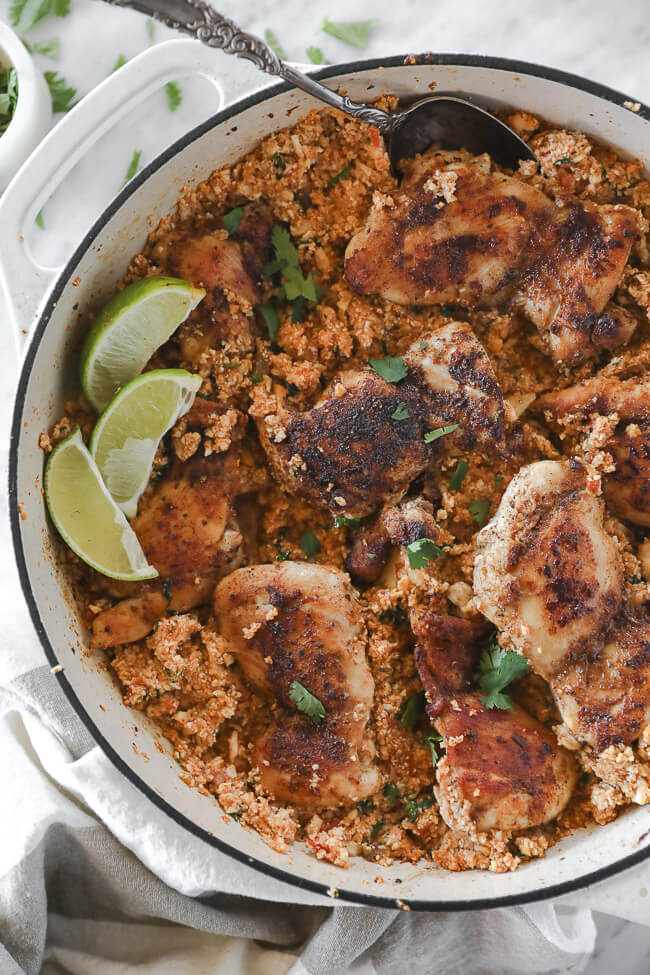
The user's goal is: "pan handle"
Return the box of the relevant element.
[0,38,250,351]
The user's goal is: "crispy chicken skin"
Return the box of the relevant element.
[345,149,639,366]
[91,450,243,649]
[258,321,508,519]
[474,460,624,679]
[536,375,650,526]
[473,459,650,765]
[411,611,578,832]
[213,562,380,807]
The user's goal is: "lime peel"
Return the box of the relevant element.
[80,276,205,412]
[90,368,201,519]
[44,428,158,582]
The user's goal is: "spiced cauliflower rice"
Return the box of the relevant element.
[42,99,650,874]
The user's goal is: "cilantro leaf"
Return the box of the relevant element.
[479,639,530,709]
[264,28,286,60]
[383,782,400,803]
[145,18,155,42]
[123,149,142,185]
[272,224,299,269]
[307,46,327,64]
[370,818,385,840]
[165,80,182,112]
[406,796,435,823]
[223,207,243,236]
[400,691,425,730]
[320,18,376,49]
[111,54,126,73]
[257,304,280,342]
[330,162,353,185]
[300,530,321,557]
[272,152,286,174]
[289,680,325,724]
[44,71,76,112]
[368,356,407,383]
[405,538,445,569]
[494,474,504,487]
[391,402,408,422]
[11,0,69,34]
[424,731,442,768]
[28,37,59,58]
[333,515,362,529]
[424,423,459,443]
[35,210,44,229]
[469,498,491,527]
[275,537,291,561]
[449,459,468,490]
[357,798,375,815]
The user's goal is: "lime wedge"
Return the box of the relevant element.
[44,428,158,581]
[80,276,205,412]
[90,369,201,519]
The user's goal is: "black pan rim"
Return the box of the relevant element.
[8,50,650,912]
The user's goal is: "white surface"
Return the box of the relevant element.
[1,0,650,970]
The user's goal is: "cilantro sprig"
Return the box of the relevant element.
[405,538,445,569]
[10,0,69,34]
[479,637,530,710]
[258,225,323,335]
[289,680,325,724]
[44,70,76,112]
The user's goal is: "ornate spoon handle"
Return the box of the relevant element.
[104,0,394,132]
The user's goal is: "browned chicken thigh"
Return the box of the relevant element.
[474,460,650,797]
[345,149,639,367]
[411,611,578,832]
[536,375,650,526]
[213,562,380,807]
[258,321,509,519]
[91,448,243,648]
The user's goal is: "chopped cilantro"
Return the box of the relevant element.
[418,340,428,350]
[320,18,376,49]
[494,474,504,487]
[400,691,425,730]
[391,402,409,421]
[330,162,353,185]
[165,80,182,112]
[439,305,454,316]
[249,372,262,384]
[123,149,142,185]
[0,69,18,137]
[370,818,385,841]
[272,152,286,173]
[257,304,280,342]
[263,225,323,319]
[554,156,571,165]
[111,54,126,72]
[223,207,243,236]
[469,498,491,527]
[35,210,44,229]
[307,46,328,64]
[162,579,172,604]
[275,532,291,561]
[405,538,445,569]
[289,680,325,724]
[333,515,362,529]
[424,730,443,769]
[357,798,375,815]
[146,18,154,41]
[424,423,459,443]
[10,0,69,34]
[629,574,644,585]
[479,637,530,709]
[406,797,435,823]
[300,530,321,557]
[368,355,407,383]
[383,781,400,803]
[44,71,76,112]
[264,28,286,59]
[229,807,244,821]
[449,459,468,490]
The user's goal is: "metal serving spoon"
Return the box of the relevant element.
[106,0,536,171]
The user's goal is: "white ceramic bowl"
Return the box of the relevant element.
[0,21,51,191]
[3,39,650,910]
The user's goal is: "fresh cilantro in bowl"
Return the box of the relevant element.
[0,67,18,138]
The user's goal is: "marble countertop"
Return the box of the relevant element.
[1,0,650,970]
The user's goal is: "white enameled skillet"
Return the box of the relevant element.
[4,40,650,910]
